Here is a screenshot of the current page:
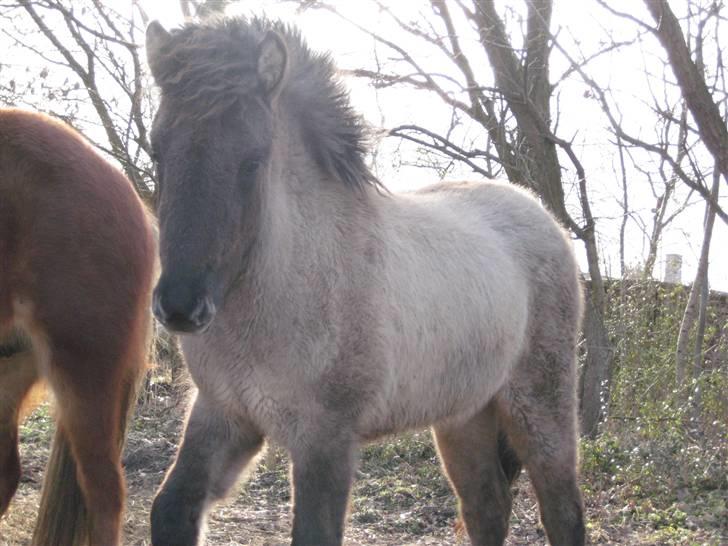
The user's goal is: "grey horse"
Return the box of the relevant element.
[146,17,585,546]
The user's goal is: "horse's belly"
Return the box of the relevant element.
[359,289,528,437]
[358,346,515,440]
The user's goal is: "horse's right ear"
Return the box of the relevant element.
[146,21,171,82]
[257,30,288,100]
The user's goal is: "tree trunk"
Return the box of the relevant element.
[580,295,612,438]
[690,274,709,421]
[690,168,719,420]
[474,0,613,436]
[676,166,720,385]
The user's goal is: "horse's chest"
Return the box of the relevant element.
[181,337,308,441]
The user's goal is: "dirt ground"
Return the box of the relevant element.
[0,396,724,545]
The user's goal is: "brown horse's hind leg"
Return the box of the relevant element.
[46,351,130,546]
[433,403,513,546]
[0,348,39,516]
[500,354,585,546]
[151,392,263,546]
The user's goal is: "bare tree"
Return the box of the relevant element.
[643,0,728,186]
[0,0,154,201]
[591,0,728,223]
[593,0,727,390]
[641,0,727,394]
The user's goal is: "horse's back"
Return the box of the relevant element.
[410,180,580,308]
[0,108,155,360]
[388,178,578,319]
[415,180,574,259]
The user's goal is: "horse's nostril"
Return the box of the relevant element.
[152,284,215,334]
[189,297,216,328]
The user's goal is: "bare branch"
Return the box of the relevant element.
[595,0,655,32]
[44,0,137,47]
[430,0,520,180]
[549,24,728,223]
[554,38,639,86]
[389,123,502,178]
[643,0,728,184]
[14,0,153,200]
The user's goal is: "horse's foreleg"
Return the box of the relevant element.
[433,403,513,546]
[0,349,39,516]
[289,433,357,546]
[151,392,263,546]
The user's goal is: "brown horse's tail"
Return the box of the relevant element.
[31,357,147,546]
[498,430,522,484]
[31,425,88,546]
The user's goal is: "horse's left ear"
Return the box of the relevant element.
[257,30,288,99]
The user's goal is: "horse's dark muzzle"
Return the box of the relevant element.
[153,277,216,334]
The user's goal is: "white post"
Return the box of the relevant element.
[665,253,683,284]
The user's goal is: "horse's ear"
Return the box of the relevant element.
[146,21,171,82]
[257,30,288,99]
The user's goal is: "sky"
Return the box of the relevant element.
[5,0,727,291]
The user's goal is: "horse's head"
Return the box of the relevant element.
[146,21,288,333]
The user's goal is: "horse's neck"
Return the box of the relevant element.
[254,128,375,297]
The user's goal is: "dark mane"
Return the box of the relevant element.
[150,16,381,191]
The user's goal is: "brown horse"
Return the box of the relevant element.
[146,17,585,546]
[0,109,156,546]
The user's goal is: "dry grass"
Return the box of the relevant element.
[1,395,725,546]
